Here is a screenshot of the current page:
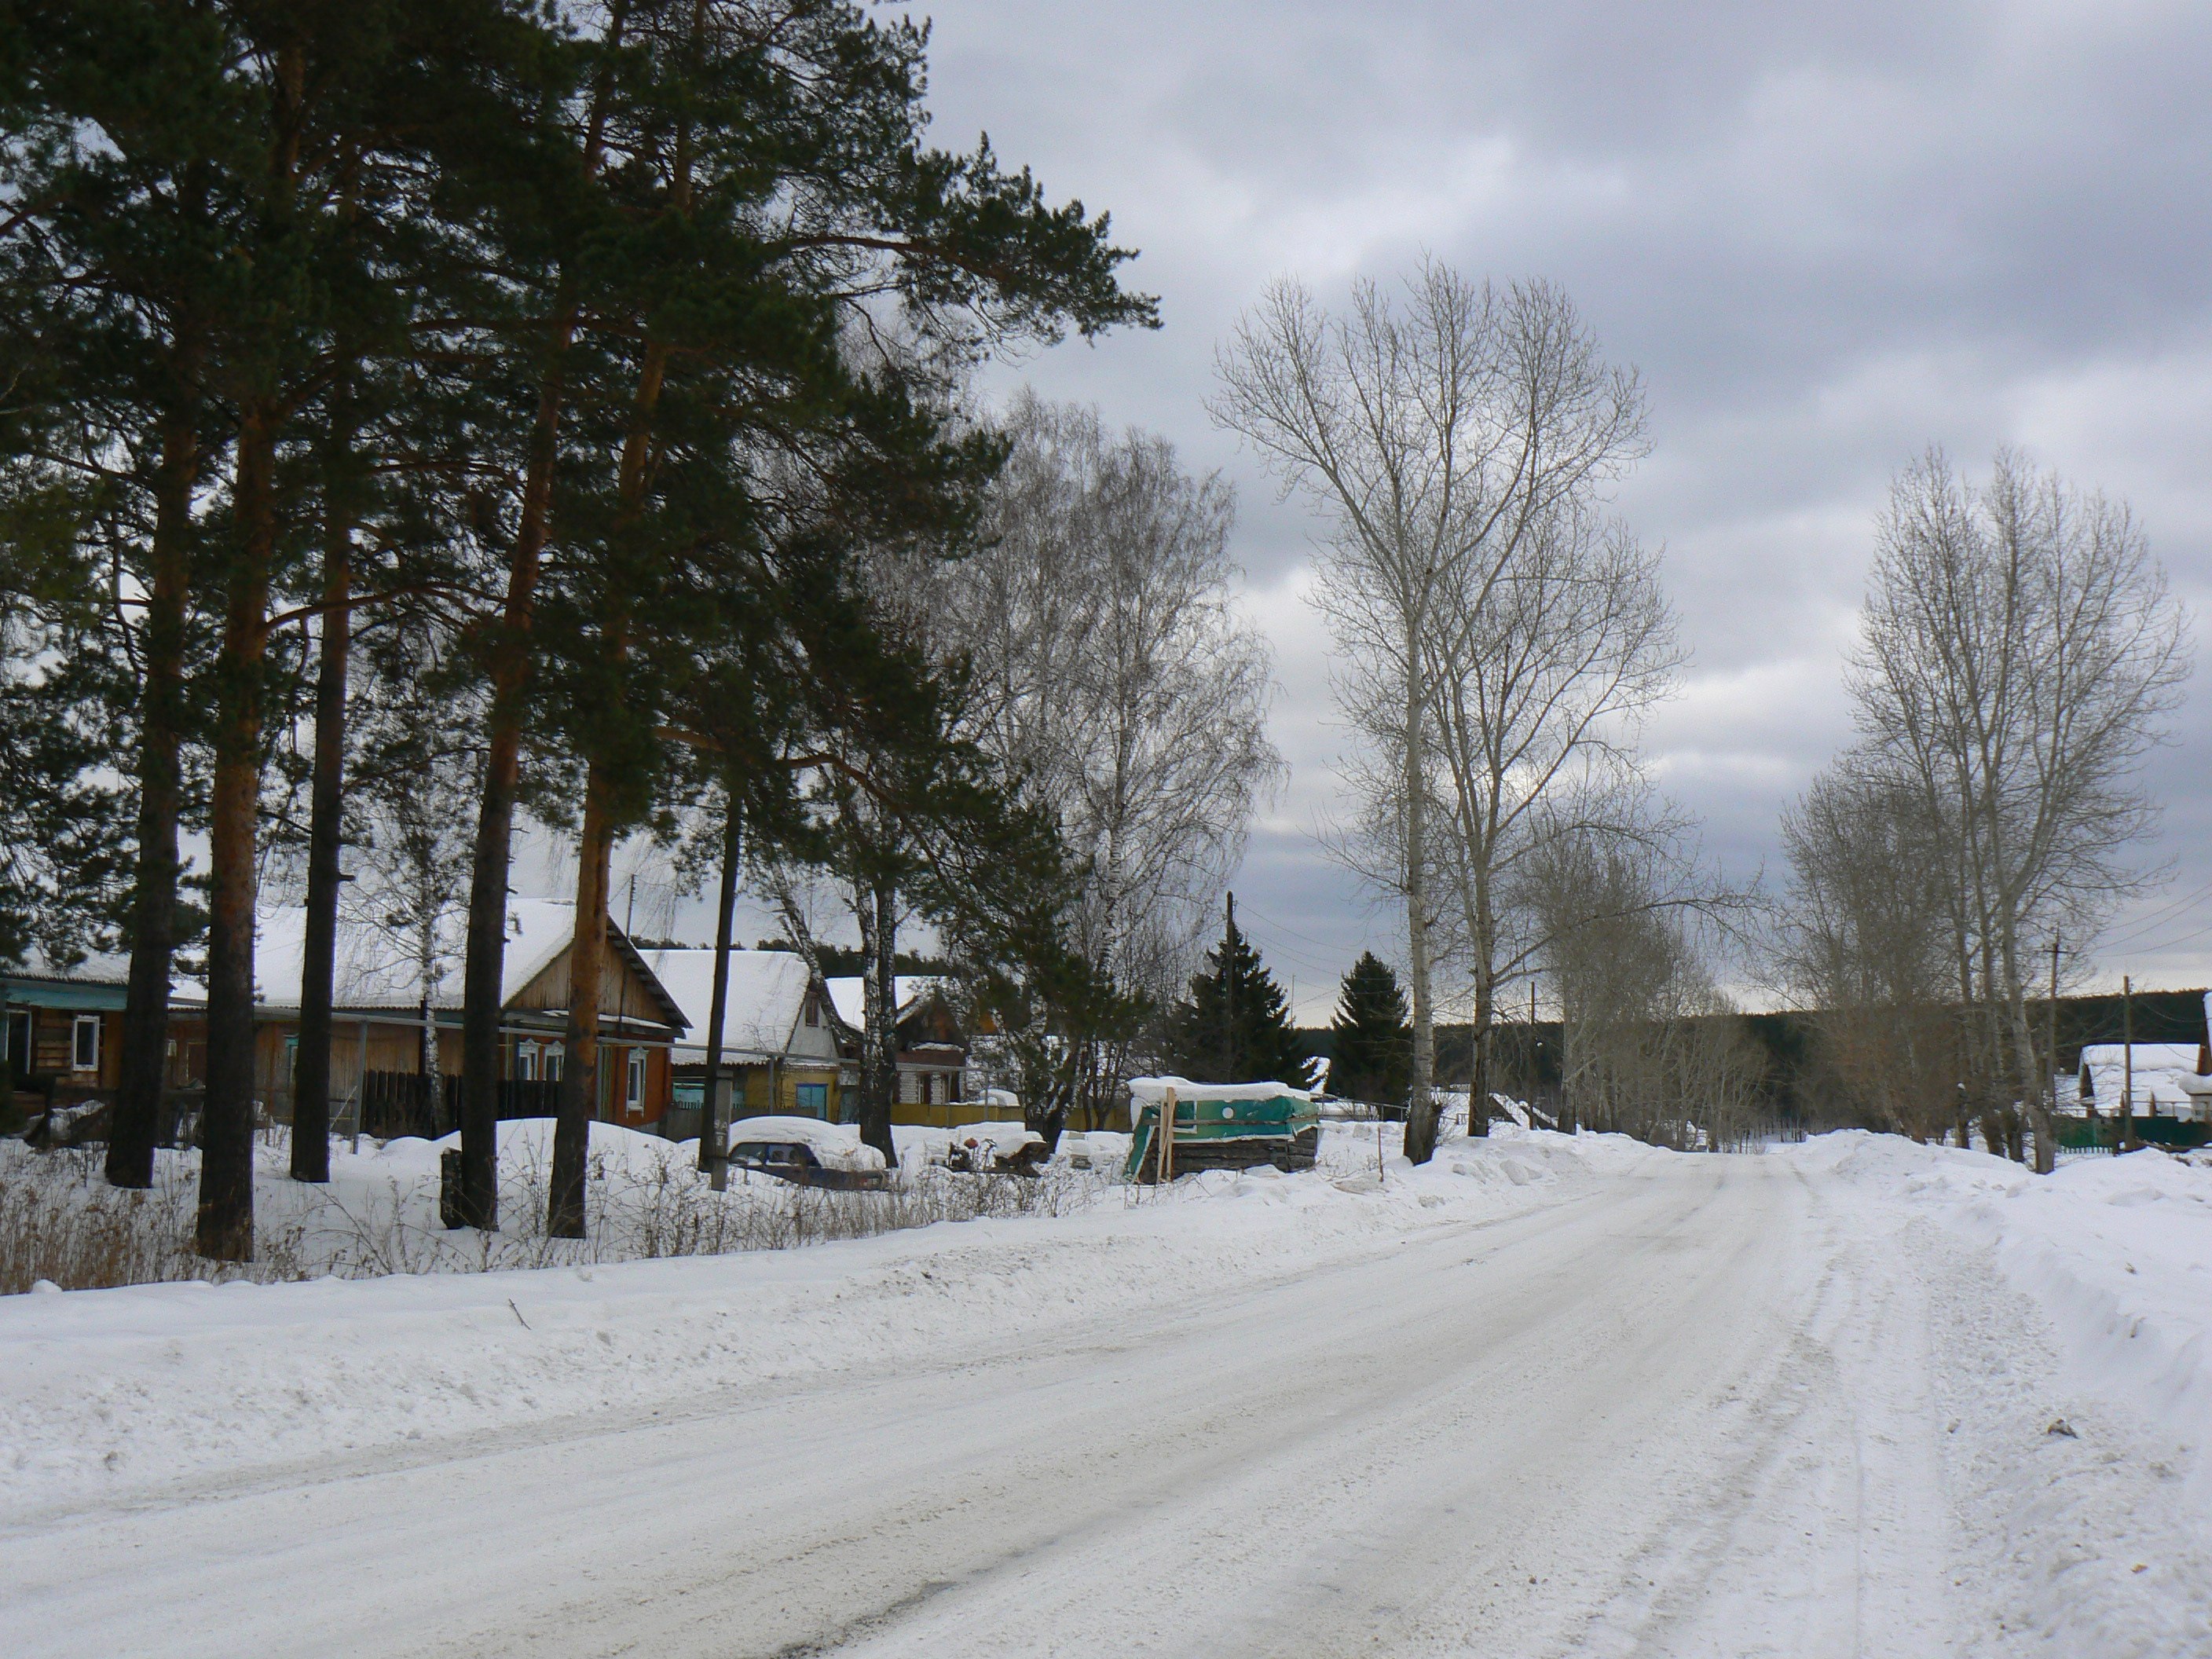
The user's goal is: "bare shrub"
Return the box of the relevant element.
[0,1136,1119,1295]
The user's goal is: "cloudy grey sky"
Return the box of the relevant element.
[877,0,2210,1020]
[631,3,2212,1019]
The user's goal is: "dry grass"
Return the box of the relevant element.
[0,1137,1115,1296]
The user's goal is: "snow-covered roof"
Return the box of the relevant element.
[640,949,822,1062]
[251,899,576,1012]
[170,899,670,1024]
[2,947,131,986]
[1127,1075,1311,1103]
[822,974,953,1031]
[2078,1043,2206,1109]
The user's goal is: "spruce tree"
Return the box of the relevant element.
[1328,951,1410,1105]
[1166,898,1307,1086]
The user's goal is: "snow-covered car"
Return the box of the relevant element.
[726,1117,889,1189]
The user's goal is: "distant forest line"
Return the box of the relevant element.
[1298,987,2210,1126]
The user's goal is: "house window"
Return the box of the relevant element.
[626,1051,647,1114]
[515,1042,539,1082]
[544,1043,563,1082]
[794,1081,828,1118]
[72,1014,101,1073]
[4,1009,26,1069]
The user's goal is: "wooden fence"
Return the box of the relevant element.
[339,1073,566,1141]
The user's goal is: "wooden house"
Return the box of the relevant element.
[824,976,986,1126]
[162,899,687,1135]
[641,947,845,1135]
[2,952,130,1110]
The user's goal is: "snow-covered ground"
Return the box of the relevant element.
[5,1128,2209,1656]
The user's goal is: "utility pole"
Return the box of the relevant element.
[1529,978,1538,1126]
[1222,891,1236,1083]
[2047,935,2060,1143]
[2121,973,2137,1153]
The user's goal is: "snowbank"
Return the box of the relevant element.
[1796,1131,2212,1503]
[0,1122,1646,1514]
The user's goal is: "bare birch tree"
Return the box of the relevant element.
[344,629,485,1122]
[1778,756,1962,1141]
[1849,450,2188,1171]
[940,394,1279,1113]
[1528,826,1766,1148]
[1428,496,1677,1134]
[1212,265,1645,1162]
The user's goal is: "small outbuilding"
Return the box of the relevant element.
[2075,1042,2212,1123]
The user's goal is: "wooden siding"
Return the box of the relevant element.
[18,1006,123,1095]
[509,942,675,1030]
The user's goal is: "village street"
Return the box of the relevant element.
[10,1140,2207,1657]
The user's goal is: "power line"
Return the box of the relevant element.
[2097,877,2212,951]
[1232,901,1361,954]
[2105,920,2212,960]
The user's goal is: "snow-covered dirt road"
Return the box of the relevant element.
[8,1141,2211,1657]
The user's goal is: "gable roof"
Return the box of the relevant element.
[639,948,822,1060]
[168,899,686,1033]
[822,975,953,1033]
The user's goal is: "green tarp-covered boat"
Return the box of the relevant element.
[1123,1076,1321,1183]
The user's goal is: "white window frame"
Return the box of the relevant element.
[626,1050,647,1113]
[72,1013,101,1073]
[516,1041,539,1082]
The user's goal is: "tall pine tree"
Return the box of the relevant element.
[1166,895,1307,1086]
[1328,951,1409,1105]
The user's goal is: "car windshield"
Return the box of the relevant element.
[734,1142,811,1166]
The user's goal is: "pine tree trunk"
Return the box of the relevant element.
[456,334,569,1229]
[291,520,350,1183]
[108,401,199,1189]
[457,705,521,1226]
[197,405,278,1262]
[548,762,613,1240]
[698,802,740,1185]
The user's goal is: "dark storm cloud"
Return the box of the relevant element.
[910,1,2212,1013]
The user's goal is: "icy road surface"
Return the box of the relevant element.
[8,1144,2211,1656]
